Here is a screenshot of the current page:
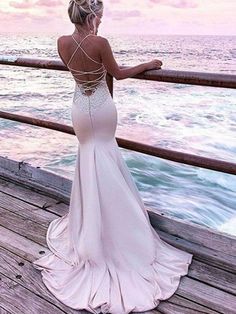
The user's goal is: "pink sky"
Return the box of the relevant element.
[0,0,235,35]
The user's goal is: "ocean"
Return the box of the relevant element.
[0,33,236,236]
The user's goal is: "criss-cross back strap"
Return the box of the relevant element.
[67,33,102,67]
[67,34,92,67]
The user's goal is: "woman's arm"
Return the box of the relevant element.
[99,37,162,80]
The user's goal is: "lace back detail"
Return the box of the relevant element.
[67,34,107,96]
[73,80,111,115]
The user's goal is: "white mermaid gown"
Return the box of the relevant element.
[33,34,193,314]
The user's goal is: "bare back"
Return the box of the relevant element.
[57,34,107,95]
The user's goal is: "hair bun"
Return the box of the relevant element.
[68,0,103,25]
[73,0,86,5]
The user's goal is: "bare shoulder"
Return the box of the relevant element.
[56,36,71,66]
[95,35,109,46]
[57,35,75,54]
[57,35,70,46]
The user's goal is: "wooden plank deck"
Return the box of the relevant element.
[0,176,236,314]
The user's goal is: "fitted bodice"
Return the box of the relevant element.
[67,33,107,96]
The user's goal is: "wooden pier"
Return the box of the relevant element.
[0,157,235,314]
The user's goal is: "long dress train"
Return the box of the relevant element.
[33,34,193,313]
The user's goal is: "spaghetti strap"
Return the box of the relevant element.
[71,33,93,46]
[67,33,92,67]
[66,33,107,94]
[77,45,102,65]
[67,34,102,67]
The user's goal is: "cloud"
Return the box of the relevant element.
[105,7,141,20]
[36,0,63,7]
[9,0,33,9]
[149,0,198,9]
[0,7,68,33]
[2,0,235,35]
[9,0,63,9]
[0,8,31,21]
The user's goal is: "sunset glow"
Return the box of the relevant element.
[0,0,235,35]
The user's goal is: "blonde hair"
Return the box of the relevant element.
[68,0,103,29]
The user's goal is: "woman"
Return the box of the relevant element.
[33,1,193,313]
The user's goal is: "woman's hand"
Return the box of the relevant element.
[145,59,163,70]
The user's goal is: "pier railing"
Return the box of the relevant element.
[0,56,236,175]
